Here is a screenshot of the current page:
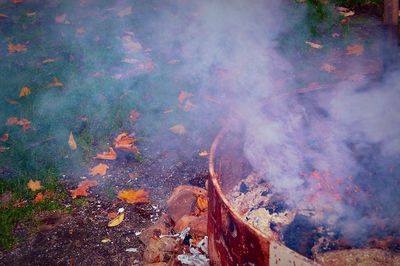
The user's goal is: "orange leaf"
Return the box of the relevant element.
[0,146,10,153]
[6,117,18,125]
[76,27,86,34]
[8,43,27,53]
[197,195,208,211]
[178,90,193,104]
[68,132,77,150]
[11,0,24,3]
[69,180,98,199]
[107,211,118,220]
[321,63,336,73]
[346,44,364,56]
[0,13,9,18]
[90,163,109,176]
[42,58,56,64]
[0,133,9,142]
[33,192,44,204]
[55,13,66,23]
[169,124,186,135]
[27,179,42,191]
[114,133,139,153]
[118,189,150,204]
[183,100,195,112]
[130,110,140,123]
[48,77,63,87]
[95,147,117,160]
[19,86,31,97]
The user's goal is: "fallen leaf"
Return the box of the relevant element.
[128,173,138,179]
[167,59,179,64]
[107,212,117,220]
[108,212,125,227]
[101,238,111,243]
[11,0,24,3]
[118,189,150,204]
[337,6,355,17]
[69,179,98,199]
[68,132,77,150]
[305,41,323,49]
[130,110,140,123]
[33,192,44,203]
[114,133,139,153]
[164,108,173,114]
[169,124,186,135]
[332,32,340,38]
[55,13,66,23]
[197,195,208,211]
[0,147,10,153]
[0,133,9,142]
[76,27,86,34]
[95,147,117,160]
[8,43,27,53]
[42,58,56,64]
[19,86,31,97]
[0,13,9,18]
[16,118,31,131]
[6,117,19,125]
[27,179,42,191]
[122,58,139,64]
[198,151,208,157]
[183,100,195,112]
[117,6,132,17]
[178,90,193,104]
[48,77,63,87]
[121,35,142,53]
[26,12,36,17]
[90,163,109,176]
[346,44,364,56]
[321,63,336,73]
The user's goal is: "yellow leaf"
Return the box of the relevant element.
[117,7,132,17]
[321,63,336,73]
[197,195,208,211]
[90,163,109,176]
[118,189,150,204]
[108,212,125,227]
[305,41,323,49]
[68,132,77,150]
[27,179,42,191]
[101,238,111,243]
[198,151,208,157]
[346,44,364,56]
[48,77,63,87]
[19,87,31,97]
[169,124,186,135]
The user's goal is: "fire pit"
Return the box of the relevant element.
[208,123,400,266]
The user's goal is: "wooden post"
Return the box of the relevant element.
[384,0,399,25]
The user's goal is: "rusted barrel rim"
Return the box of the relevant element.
[208,125,270,242]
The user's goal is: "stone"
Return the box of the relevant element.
[143,237,177,263]
[140,214,172,246]
[175,215,207,239]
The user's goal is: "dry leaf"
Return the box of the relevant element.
[27,179,42,191]
[0,133,9,142]
[76,27,86,34]
[48,77,63,87]
[305,41,323,49]
[121,35,142,53]
[101,238,111,243]
[167,59,179,64]
[0,146,10,153]
[197,195,208,211]
[122,58,139,64]
[346,44,364,56]
[164,108,173,114]
[11,0,24,3]
[8,43,27,53]
[42,58,56,64]
[68,132,77,150]
[178,90,193,104]
[33,192,44,203]
[107,212,118,220]
[55,13,66,23]
[69,180,98,199]
[337,6,355,17]
[108,212,125,227]
[117,6,132,17]
[169,124,186,135]
[19,87,31,97]
[130,110,140,123]
[0,13,9,18]
[321,63,336,73]
[6,99,18,105]
[198,151,208,157]
[114,133,138,153]
[95,147,117,160]
[90,163,109,176]
[6,117,19,125]
[118,189,150,204]
[26,12,36,17]
[183,100,195,112]
[128,173,138,179]
[16,118,31,131]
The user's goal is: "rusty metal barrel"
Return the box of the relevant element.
[208,124,317,266]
